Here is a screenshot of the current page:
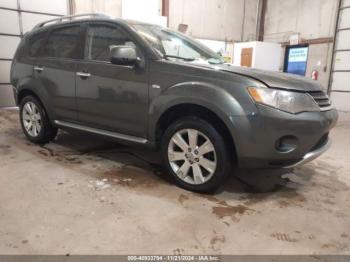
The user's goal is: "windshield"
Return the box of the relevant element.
[131,24,224,64]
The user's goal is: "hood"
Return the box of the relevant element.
[193,63,323,92]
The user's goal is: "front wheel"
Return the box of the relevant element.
[161,117,231,193]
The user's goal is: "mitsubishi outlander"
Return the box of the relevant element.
[10,14,338,192]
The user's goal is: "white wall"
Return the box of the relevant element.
[0,0,69,107]
[264,0,337,42]
[21,0,68,15]
[73,0,166,26]
[233,41,281,71]
[122,0,161,18]
[121,0,166,26]
[73,0,122,17]
[254,41,281,71]
[168,0,259,42]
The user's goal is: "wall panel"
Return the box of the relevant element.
[0,85,15,107]
[0,10,20,35]
[0,0,68,107]
[0,0,17,8]
[0,61,11,84]
[330,0,350,111]
[21,13,58,33]
[336,30,350,50]
[168,0,258,42]
[0,36,21,58]
[20,0,68,15]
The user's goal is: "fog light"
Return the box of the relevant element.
[275,136,298,153]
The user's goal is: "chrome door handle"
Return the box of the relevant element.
[34,66,44,72]
[76,72,91,78]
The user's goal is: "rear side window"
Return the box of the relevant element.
[86,24,136,62]
[28,32,47,57]
[42,26,81,59]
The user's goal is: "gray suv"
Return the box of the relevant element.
[10,14,338,192]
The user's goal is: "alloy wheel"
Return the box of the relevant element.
[22,102,42,137]
[167,128,217,185]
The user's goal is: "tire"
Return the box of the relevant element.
[19,95,58,144]
[161,116,231,193]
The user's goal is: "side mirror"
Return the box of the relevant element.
[110,46,139,66]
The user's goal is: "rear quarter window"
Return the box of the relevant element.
[28,31,47,57]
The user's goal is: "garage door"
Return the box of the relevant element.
[0,0,68,107]
[330,0,350,111]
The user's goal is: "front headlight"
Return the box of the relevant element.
[247,87,320,114]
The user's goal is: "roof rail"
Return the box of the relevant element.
[34,13,111,29]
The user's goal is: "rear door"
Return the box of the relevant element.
[75,22,149,138]
[34,24,84,121]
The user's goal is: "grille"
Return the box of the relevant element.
[307,91,332,110]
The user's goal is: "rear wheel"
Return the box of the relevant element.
[161,116,231,193]
[20,95,58,144]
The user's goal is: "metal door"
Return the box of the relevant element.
[330,0,350,111]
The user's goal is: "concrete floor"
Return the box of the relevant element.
[0,108,349,255]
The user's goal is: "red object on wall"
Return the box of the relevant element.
[311,70,319,80]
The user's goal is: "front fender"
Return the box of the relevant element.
[148,81,248,143]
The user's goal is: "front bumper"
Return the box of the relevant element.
[283,137,331,169]
[230,105,338,168]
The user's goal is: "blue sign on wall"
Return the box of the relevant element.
[285,46,308,76]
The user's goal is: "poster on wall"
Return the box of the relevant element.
[284,45,309,76]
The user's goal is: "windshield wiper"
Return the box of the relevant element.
[163,55,196,62]
[207,58,224,65]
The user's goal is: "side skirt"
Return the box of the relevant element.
[54,120,148,144]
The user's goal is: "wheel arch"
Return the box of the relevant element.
[18,89,42,106]
[16,78,54,122]
[154,103,237,163]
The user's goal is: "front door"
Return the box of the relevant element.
[75,23,149,138]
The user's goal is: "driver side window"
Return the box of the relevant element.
[85,24,136,62]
